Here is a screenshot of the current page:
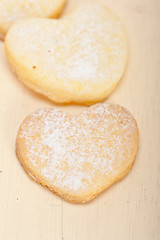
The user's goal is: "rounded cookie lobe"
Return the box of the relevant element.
[0,0,66,40]
[16,103,139,203]
[5,2,127,104]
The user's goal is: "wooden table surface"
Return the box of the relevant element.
[0,0,159,239]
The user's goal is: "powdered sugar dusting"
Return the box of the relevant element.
[7,3,127,92]
[18,104,138,194]
[0,0,64,34]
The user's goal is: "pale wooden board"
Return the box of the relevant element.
[0,0,160,239]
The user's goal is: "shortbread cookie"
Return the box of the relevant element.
[0,0,66,40]
[16,103,139,203]
[5,3,128,104]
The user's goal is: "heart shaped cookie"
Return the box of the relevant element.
[16,103,139,203]
[0,0,66,40]
[5,3,127,104]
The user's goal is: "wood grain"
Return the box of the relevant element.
[0,0,160,239]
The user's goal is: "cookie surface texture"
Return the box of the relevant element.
[16,104,139,203]
[0,0,66,40]
[5,3,127,104]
